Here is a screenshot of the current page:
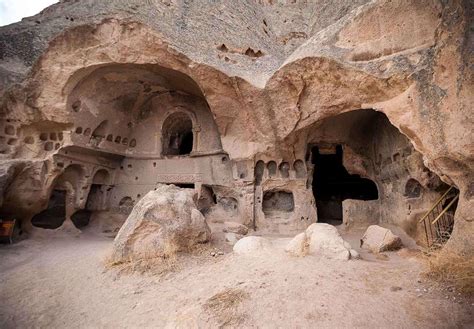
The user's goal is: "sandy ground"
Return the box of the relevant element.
[0,225,472,328]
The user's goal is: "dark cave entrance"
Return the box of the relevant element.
[71,169,110,229]
[162,112,194,156]
[177,131,194,155]
[70,184,102,229]
[311,145,378,225]
[31,189,67,229]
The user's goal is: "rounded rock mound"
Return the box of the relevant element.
[233,236,272,255]
[285,223,355,260]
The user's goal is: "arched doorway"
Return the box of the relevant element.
[162,112,194,156]
[71,169,110,228]
[312,145,378,225]
[31,164,85,229]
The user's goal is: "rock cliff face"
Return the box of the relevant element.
[0,0,472,255]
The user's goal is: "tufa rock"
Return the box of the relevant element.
[284,232,307,256]
[233,236,272,255]
[285,223,352,260]
[360,225,403,253]
[111,184,210,263]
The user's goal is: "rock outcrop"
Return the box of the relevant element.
[0,0,471,258]
[360,225,403,253]
[111,184,210,263]
[285,223,356,260]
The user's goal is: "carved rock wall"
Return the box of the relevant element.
[0,0,471,254]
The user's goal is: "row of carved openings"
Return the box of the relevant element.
[74,127,136,148]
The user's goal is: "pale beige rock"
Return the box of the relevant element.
[350,249,361,259]
[361,225,403,253]
[286,224,352,260]
[233,236,272,255]
[285,232,307,257]
[306,224,351,260]
[111,184,210,263]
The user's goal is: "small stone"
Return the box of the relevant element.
[349,249,360,259]
[210,251,216,256]
[360,225,403,253]
[217,251,224,255]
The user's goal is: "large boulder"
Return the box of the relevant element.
[111,184,210,263]
[285,223,355,260]
[233,236,272,255]
[360,225,403,253]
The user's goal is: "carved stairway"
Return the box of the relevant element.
[419,186,459,248]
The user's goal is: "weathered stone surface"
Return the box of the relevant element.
[233,236,272,255]
[285,232,307,257]
[111,184,210,263]
[0,0,471,257]
[286,223,352,260]
[306,224,352,260]
[361,225,403,253]
[223,221,249,235]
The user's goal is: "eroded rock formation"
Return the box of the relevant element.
[0,0,472,255]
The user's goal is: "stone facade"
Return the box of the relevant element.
[0,0,471,254]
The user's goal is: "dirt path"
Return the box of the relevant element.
[0,229,472,328]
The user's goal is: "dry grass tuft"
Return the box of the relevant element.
[423,249,474,296]
[203,288,249,327]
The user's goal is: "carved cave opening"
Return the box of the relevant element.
[72,169,110,228]
[31,189,67,229]
[162,112,194,156]
[404,178,422,198]
[262,191,295,218]
[312,145,378,225]
[70,184,100,228]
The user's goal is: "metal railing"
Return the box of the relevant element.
[418,186,459,248]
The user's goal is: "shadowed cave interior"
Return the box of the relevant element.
[312,145,378,225]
